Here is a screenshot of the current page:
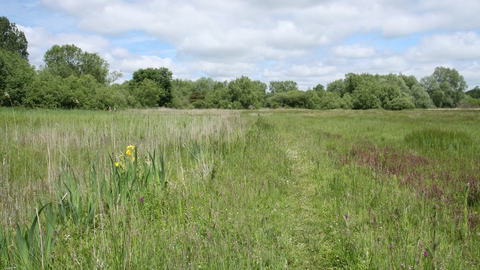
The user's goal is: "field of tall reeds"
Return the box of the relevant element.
[0,108,479,268]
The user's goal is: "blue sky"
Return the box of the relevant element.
[4,0,480,89]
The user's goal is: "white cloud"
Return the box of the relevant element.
[333,44,377,59]
[405,32,480,62]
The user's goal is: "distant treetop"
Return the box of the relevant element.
[0,16,29,60]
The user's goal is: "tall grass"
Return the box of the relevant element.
[0,108,245,227]
[405,128,474,153]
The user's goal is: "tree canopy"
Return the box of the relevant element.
[269,80,299,93]
[0,48,35,106]
[0,16,28,60]
[130,67,173,107]
[43,44,110,85]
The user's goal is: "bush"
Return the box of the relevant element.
[319,92,347,109]
[0,48,35,106]
[24,71,67,109]
[460,96,480,108]
[411,85,435,108]
[386,97,415,110]
[352,85,381,109]
[132,79,162,108]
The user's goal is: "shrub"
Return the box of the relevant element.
[386,97,415,110]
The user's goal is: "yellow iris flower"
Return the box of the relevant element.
[126,145,135,157]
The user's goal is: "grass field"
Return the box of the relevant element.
[1,108,479,269]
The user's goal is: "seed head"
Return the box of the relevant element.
[4,92,9,98]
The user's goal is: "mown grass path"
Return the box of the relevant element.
[282,145,324,268]
[271,116,334,268]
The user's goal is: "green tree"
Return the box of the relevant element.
[387,97,415,110]
[189,90,205,104]
[466,86,480,98]
[305,90,322,109]
[421,67,467,108]
[326,79,344,96]
[430,89,445,108]
[312,83,326,99]
[23,71,68,109]
[411,85,434,108]
[43,44,109,84]
[171,78,195,108]
[190,77,215,108]
[193,77,215,92]
[319,91,347,109]
[313,83,325,92]
[439,81,455,108]
[382,73,411,96]
[421,75,441,107]
[132,79,163,108]
[0,48,35,106]
[268,80,298,93]
[429,67,467,107]
[228,76,266,109]
[25,71,123,110]
[432,66,467,92]
[131,67,173,107]
[342,93,353,109]
[379,84,402,109]
[352,84,381,110]
[0,16,28,60]
[205,80,229,109]
[399,74,419,90]
[107,83,129,109]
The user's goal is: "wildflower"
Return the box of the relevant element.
[115,162,119,167]
[132,157,135,162]
[423,250,428,257]
[4,92,9,98]
[389,244,392,249]
[262,181,264,186]
[126,145,135,156]
[140,197,144,203]
[345,213,349,219]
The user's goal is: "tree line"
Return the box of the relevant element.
[1,16,479,110]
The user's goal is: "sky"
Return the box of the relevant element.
[3,0,480,89]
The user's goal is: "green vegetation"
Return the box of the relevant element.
[0,16,29,60]
[2,15,480,111]
[0,108,479,268]
[43,44,111,85]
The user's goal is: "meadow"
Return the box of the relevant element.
[0,108,479,269]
